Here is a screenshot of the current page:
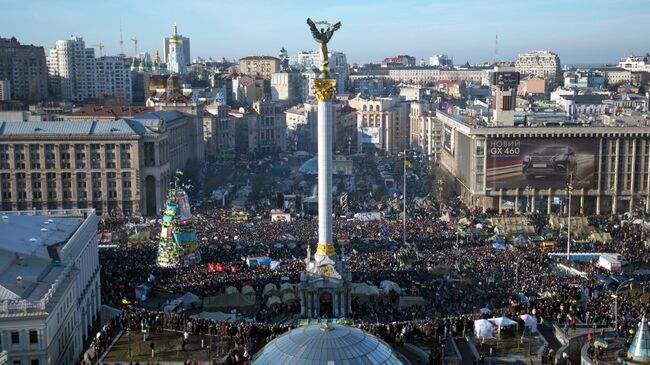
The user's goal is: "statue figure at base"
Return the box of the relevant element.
[307,18,341,76]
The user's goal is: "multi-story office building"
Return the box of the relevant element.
[271,71,304,102]
[289,50,348,93]
[0,111,198,216]
[429,54,453,67]
[228,101,287,156]
[146,90,205,160]
[0,80,10,101]
[351,67,490,85]
[349,96,409,155]
[238,56,280,80]
[95,56,132,103]
[0,209,100,365]
[0,37,48,102]
[437,110,650,215]
[515,50,561,83]
[563,70,605,89]
[618,55,650,72]
[409,101,442,162]
[205,103,234,155]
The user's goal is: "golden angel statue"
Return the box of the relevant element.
[306,18,341,75]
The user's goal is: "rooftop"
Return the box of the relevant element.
[68,105,154,119]
[0,214,83,304]
[253,324,404,364]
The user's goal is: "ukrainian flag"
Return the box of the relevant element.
[594,339,609,349]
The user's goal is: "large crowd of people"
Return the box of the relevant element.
[92,158,649,364]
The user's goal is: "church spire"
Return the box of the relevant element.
[172,23,178,37]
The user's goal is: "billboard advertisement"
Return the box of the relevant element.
[486,138,595,189]
[491,71,520,87]
[443,125,454,155]
[361,127,380,144]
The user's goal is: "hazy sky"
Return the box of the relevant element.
[2,0,649,65]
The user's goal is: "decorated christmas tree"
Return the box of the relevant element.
[156,170,201,267]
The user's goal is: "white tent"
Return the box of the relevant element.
[263,283,278,296]
[520,314,538,333]
[279,283,294,293]
[489,316,518,329]
[380,280,401,294]
[177,292,202,309]
[225,286,239,295]
[281,292,297,303]
[190,311,237,322]
[474,319,494,338]
[266,296,282,308]
[241,285,256,298]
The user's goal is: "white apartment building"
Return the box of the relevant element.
[409,102,442,162]
[0,209,100,365]
[429,54,453,67]
[47,36,132,102]
[47,37,96,102]
[0,80,10,101]
[95,56,132,103]
[271,71,304,102]
[515,50,561,82]
[349,96,409,155]
[289,50,348,93]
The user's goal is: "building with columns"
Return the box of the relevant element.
[0,111,197,216]
[437,110,650,215]
[0,209,100,365]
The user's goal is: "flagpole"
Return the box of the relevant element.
[403,149,407,246]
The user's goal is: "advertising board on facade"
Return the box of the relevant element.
[361,127,380,144]
[486,138,595,189]
[443,125,454,155]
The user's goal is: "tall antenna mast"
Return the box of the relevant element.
[119,20,124,56]
[494,32,499,65]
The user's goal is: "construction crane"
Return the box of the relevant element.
[119,20,124,56]
[130,38,138,55]
[92,43,105,57]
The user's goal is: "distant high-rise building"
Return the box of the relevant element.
[47,36,96,102]
[96,56,132,103]
[0,79,10,100]
[0,37,48,101]
[164,25,190,69]
[515,50,561,82]
[166,24,188,74]
[289,50,348,93]
[47,36,132,103]
[429,54,453,67]
[239,56,281,80]
[271,71,304,102]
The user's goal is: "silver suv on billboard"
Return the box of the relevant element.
[522,146,577,179]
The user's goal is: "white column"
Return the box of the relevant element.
[317,100,333,248]
[300,291,305,316]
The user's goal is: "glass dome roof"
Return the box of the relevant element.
[298,157,318,175]
[253,324,404,365]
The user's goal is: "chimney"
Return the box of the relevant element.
[16,276,23,288]
[41,228,48,239]
[1,215,7,224]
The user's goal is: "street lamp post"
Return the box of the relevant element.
[612,279,634,337]
[525,185,531,213]
[403,149,408,246]
[566,174,574,261]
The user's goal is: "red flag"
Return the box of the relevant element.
[216,263,223,272]
[231,265,237,273]
[207,263,214,272]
